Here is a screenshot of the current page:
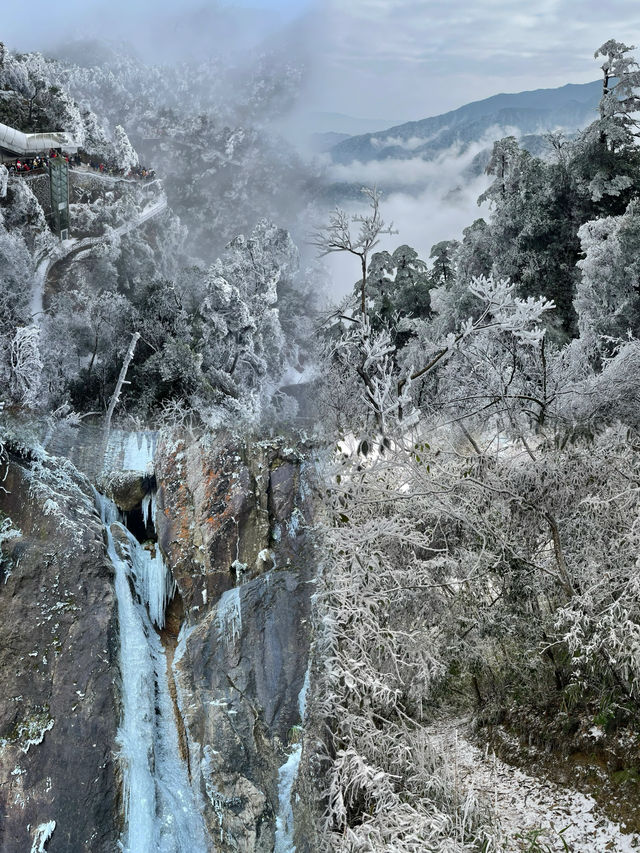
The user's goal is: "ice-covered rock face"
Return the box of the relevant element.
[0,164,8,199]
[98,493,207,853]
[0,428,319,851]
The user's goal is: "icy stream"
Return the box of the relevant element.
[96,490,208,852]
[274,663,310,853]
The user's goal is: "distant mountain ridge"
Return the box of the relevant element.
[330,80,602,164]
[311,131,351,153]
[311,111,407,136]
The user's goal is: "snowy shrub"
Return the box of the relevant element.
[314,441,501,851]
[9,326,42,407]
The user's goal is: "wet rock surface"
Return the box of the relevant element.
[97,469,151,511]
[0,449,119,853]
[0,427,320,851]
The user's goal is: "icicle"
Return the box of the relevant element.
[141,491,153,529]
[274,745,302,853]
[132,489,175,629]
[217,587,242,646]
[130,541,176,629]
[122,431,156,472]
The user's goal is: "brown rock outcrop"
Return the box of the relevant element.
[97,469,150,511]
[155,433,319,851]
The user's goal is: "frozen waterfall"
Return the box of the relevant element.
[274,744,302,853]
[96,491,208,853]
[129,505,176,631]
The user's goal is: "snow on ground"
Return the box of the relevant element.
[431,718,640,852]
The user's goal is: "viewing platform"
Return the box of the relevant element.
[0,120,77,161]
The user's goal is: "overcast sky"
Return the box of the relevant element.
[315,0,640,120]
[4,0,640,123]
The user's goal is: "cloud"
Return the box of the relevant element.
[381,175,491,262]
[9,1,639,130]
[321,138,495,297]
[2,0,315,63]
[325,125,519,187]
[370,134,435,152]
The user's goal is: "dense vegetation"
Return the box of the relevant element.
[0,42,317,427]
[312,39,640,850]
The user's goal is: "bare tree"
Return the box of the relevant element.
[311,186,396,318]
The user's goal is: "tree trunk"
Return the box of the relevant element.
[87,329,100,380]
[600,71,610,144]
[103,331,140,443]
[545,511,575,597]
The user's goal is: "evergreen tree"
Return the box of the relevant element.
[575,202,640,349]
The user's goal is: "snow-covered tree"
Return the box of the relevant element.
[575,203,640,349]
[113,124,139,173]
[365,244,431,335]
[10,325,42,406]
[312,187,397,318]
[199,220,295,402]
[594,40,640,143]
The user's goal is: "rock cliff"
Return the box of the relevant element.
[0,426,320,851]
[154,433,319,851]
[0,444,120,853]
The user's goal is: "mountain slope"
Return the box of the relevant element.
[330,80,602,164]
